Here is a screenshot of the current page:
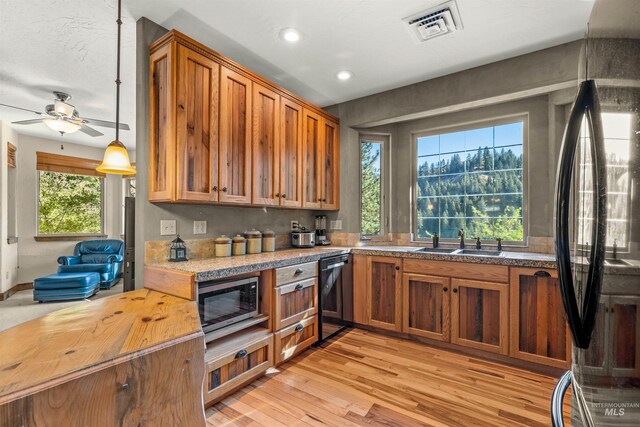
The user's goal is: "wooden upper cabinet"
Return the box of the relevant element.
[279,98,303,208]
[149,42,175,202]
[509,268,570,368]
[219,66,252,204]
[176,45,220,202]
[367,256,402,332]
[302,108,322,209]
[321,119,340,210]
[252,84,280,206]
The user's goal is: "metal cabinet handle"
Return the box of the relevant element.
[235,349,248,359]
[534,270,551,277]
[453,288,458,293]
[443,287,448,292]
[294,268,304,275]
[395,266,400,271]
[294,283,304,291]
[212,185,218,191]
[222,187,228,193]
[276,193,280,197]
[295,324,304,333]
[282,194,286,199]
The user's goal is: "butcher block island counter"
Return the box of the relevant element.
[0,289,206,427]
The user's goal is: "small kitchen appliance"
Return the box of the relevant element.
[291,227,316,248]
[315,215,331,246]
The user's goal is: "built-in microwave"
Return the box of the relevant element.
[198,276,259,336]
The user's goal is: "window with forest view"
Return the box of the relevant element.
[415,120,525,241]
[361,140,383,235]
[38,171,104,235]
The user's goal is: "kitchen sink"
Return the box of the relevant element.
[454,249,503,257]
[413,247,458,254]
[604,259,631,266]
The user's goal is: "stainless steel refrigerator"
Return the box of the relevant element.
[551,1,640,425]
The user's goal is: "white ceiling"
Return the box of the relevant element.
[0,0,595,149]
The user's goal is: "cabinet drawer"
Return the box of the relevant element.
[204,334,273,404]
[275,262,318,286]
[274,278,318,330]
[274,316,318,365]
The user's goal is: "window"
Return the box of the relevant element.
[576,112,633,249]
[414,119,525,241]
[36,152,105,236]
[360,136,388,236]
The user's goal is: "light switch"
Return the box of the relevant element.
[194,220,207,235]
[160,220,177,236]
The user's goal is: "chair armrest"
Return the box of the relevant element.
[58,256,82,266]
[107,254,124,263]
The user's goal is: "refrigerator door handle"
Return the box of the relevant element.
[551,370,572,427]
[555,79,607,349]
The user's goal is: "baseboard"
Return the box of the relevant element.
[0,282,33,301]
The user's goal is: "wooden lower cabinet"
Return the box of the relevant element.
[274,316,318,365]
[367,256,402,332]
[273,277,318,330]
[204,333,273,405]
[451,278,508,355]
[403,273,450,342]
[509,268,570,368]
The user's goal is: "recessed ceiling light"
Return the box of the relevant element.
[279,28,301,43]
[336,70,353,81]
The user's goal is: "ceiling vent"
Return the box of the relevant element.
[403,1,463,42]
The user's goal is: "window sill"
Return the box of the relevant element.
[34,235,107,242]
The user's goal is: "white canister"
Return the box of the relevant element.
[244,229,262,254]
[232,234,246,256]
[262,230,276,252]
[214,235,232,257]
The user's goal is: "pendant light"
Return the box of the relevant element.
[97,0,136,175]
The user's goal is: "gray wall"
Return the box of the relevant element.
[324,41,584,238]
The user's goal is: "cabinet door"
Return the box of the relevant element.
[175,45,219,202]
[320,118,340,210]
[219,66,252,204]
[367,256,402,332]
[252,83,280,206]
[149,42,175,202]
[609,296,640,377]
[301,108,322,209]
[509,268,570,368]
[279,97,303,208]
[403,274,450,342]
[451,278,508,355]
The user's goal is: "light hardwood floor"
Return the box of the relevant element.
[207,329,570,426]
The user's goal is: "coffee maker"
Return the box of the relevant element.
[315,215,331,246]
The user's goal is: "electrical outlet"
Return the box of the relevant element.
[160,220,177,236]
[330,220,342,230]
[291,220,299,231]
[194,220,207,235]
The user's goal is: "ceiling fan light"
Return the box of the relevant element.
[96,140,136,175]
[54,99,75,117]
[44,118,80,134]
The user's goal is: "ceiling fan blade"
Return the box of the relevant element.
[79,124,104,137]
[83,117,130,131]
[0,103,43,115]
[12,118,46,125]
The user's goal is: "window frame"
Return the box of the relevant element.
[359,133,390,239]
[411,114,529,246]
[36,170,107,239]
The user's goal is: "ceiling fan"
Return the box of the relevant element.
[0,91,130,137]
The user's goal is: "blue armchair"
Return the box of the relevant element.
[58,239,124,289]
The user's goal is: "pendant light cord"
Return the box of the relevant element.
[115,0,122,142]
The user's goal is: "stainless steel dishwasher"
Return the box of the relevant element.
[317,253,353,344]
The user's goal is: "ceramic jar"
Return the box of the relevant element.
[232,234,247,256]
[262,229,276,252]
[244,229,262,254]
[214,235,232,257]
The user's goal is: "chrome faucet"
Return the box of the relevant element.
[432,233,439,248]
[474,237,482,250]
[613,239,618,260]
[496,238,503,252]
[458,229,465,249]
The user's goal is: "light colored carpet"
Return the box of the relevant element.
[0,281,124,332]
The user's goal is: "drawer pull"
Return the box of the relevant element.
[294,268,304,275]
[443,287,448,292]
[453,288,458,293]
[534,271,551,277]
[295,324,304,333]
[235,349,248,359]
[295,283,304,291]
